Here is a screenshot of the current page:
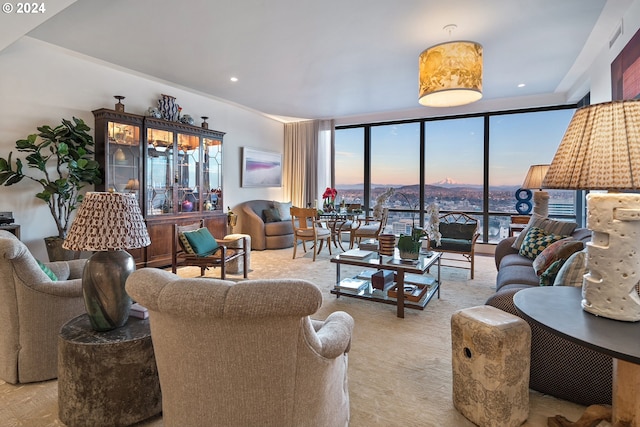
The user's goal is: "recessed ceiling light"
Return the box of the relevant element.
[230,77,238,82]
[518,83,526,88]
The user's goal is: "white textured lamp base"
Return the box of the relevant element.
[532,191,549,217]
[583,193,640,322]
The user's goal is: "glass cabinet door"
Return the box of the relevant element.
[177,133,200,213]
[146,128,174,216]
[107,121,141,201]
[203,137,223,211]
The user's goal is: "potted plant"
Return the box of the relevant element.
[0,117,102,260]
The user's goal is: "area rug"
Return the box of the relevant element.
[0,247,600,426]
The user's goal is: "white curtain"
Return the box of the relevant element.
[283,119,334,208]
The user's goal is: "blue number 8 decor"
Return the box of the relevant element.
[515,188,532,214]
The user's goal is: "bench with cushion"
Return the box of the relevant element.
[428,212,479,279]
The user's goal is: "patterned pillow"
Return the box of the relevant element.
[540,259,565,286]
[554,250,587,287]
[532,238,584,276]
[511,213,578,250]
[518,226,565,260]
[178,232,196,254]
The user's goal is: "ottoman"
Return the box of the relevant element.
[451,305,531,427]
[223,233,251,274]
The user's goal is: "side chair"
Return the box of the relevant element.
[290,206,332,261]
[349,207,389,249]
[172,221,248,279]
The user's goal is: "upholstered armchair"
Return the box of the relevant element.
[126,268,354,427]
[0,230,86,384]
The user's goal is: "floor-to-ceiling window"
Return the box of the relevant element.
[335,104,579,243]
[371,123,420,234]
[488,108,576,241]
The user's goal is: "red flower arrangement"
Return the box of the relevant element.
[322,187,337,203]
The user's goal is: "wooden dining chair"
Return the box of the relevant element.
[290,206,332,261]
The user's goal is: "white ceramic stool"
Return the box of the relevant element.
[451,305,531,427]
[223,233,251,274]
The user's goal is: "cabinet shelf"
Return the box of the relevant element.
[93,107,227,268]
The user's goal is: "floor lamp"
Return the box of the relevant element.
[63,191,150,331]
[542,99,640,322]
[522,164,550,217]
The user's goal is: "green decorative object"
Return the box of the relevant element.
[397,227,426,260]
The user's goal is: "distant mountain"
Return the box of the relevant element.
[432,177,458,186]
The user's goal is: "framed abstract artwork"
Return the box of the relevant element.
[611,27,640,100]
[242,147,282,187]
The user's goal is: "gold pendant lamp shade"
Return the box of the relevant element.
[419,40,483,107]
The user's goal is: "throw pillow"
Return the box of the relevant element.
[554,250,587,287]
[275,201,293,221]
[532,238,584,276]
[263,208,282,223]
[511,213,578,250]
[178,232,196,254]
[540,259,565,286]
[181,227,220,257]
[518,226,565,260]
[37,260,58,281]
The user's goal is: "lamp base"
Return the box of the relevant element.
[582,193,640,322]
[532,191,549,217]
[82,250,135,331]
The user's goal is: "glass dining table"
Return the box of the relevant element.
[317,211,360,251]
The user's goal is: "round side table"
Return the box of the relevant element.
[58,314,162,427]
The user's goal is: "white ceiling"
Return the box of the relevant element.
[2,0,633,122]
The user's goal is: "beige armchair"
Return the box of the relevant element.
[0,230,86,384]
[126,268,354,427]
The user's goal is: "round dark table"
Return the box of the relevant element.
[58,313,162,427]
[514,286,640,427]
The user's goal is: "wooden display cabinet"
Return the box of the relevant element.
[94,108,226,268]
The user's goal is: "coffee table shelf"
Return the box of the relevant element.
[330,251,441,318]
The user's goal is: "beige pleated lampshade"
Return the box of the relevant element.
[522,164,550,190]
[543,99,640,190]
[63,191,151,251]
[418,40,483,107]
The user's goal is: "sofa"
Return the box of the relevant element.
[237,200,295,250]
[486,221,613,406]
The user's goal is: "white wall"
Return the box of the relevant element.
[0,37,284,259]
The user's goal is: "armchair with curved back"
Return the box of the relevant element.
[126,268,354,427]
[349,207,389,249]
[0,230,86,384]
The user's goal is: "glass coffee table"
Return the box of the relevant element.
[330,250,441,318]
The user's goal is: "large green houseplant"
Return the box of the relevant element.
[0,117,102,260]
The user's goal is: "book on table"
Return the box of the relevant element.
[340,249,375,260]
[336,278,369,292]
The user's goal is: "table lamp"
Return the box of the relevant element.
[522,164,550,217]
[63,191,151,331]
[542,99,640,322]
